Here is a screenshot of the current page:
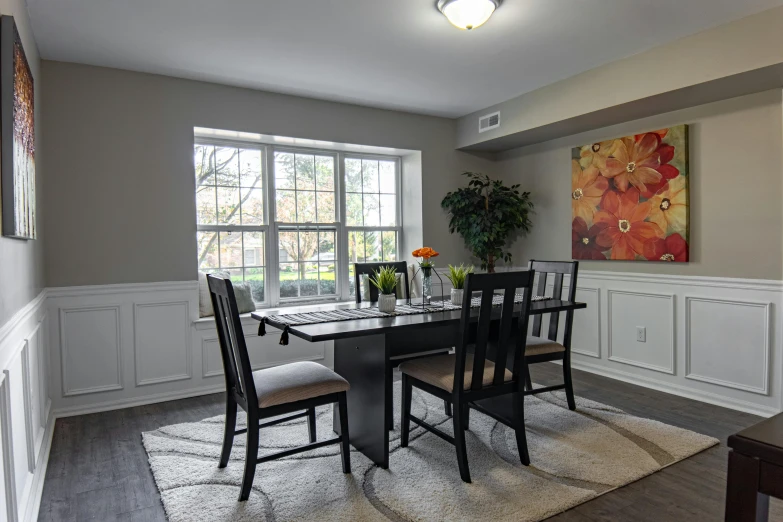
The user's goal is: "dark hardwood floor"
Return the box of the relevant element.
[38,363,783,521]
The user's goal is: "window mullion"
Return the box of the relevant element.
[266,145,279,306]
[337,153,349,300]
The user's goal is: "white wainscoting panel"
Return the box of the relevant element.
[685,297,770,395]
[607,290,675,375]
[60,306,122,396]
[0,290,52,522]
[569,271,783,417]
[571,287,601,358]
[6,356,33,512]
[43,274,783,422]
[0,372,17,522]
[133,301,191,386]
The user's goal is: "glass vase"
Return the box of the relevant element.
[422,267,432,304]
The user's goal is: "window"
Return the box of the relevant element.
[196,144,267,303]
[274,151,339,299]
[345,157,399,296]
[194,138,401,307]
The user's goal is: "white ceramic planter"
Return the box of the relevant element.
[451,288,464,306]
[378,293,396,313]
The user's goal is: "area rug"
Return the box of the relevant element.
[141,383,718,521]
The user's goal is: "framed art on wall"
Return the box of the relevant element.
[0,15,35,240]
[572,125,688,262]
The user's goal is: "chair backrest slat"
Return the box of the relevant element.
[208,275,256,410]
[528,260,579,344]
[531,272,547,337]
[353,261,409,303]
[492,288,517,387]
[469,289,495,391]
[548,272,565,341]
[454,271,535,395]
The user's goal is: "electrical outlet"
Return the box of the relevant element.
[636,327,646,343]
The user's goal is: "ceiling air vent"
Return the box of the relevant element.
[478,111,500,133]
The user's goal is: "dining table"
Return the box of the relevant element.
[251,296,587,468]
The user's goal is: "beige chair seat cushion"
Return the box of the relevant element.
[252,361,349,408]
[526,336,566,356]
[399,354,512,392]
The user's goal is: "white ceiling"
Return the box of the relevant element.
[26,0,783,118]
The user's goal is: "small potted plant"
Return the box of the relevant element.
[370,265,398,313]
[445,264,474,305]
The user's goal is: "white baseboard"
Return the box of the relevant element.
[570,359,779,418]
[52,384,225,418]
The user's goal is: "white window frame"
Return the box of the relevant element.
[339,153,403,299]
[195,137,402,308]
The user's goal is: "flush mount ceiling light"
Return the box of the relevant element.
[437,0,501,30]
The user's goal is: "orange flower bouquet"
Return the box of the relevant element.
[412,247,439,272]
[412,247,439,304]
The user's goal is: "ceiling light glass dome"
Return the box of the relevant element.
[437,0,501,30]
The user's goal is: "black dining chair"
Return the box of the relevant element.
[207,275,352,501]
[524,260,579,410]
[353,261,409,303]
[399,270,535,482]
[354,261,454,422]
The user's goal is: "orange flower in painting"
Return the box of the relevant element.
[572,160,608,226]
[594,188,664,260]
[600,134,663,193]
[647,175,687,234]
[579,140,617,170]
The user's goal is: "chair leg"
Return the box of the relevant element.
[513,391,530,466]
[387,366,394,431]
[524,364,533,392]
[453,400,471,483]
[401,374,412,448]
[461,402,470,431]
[337,392,351,473]
[219,395,237,468]
[238,411,259,501]
[307,407,317,443]
[444,400,452,416]
[563,352,576,411]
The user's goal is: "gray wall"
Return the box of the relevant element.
[495,89,783,280]
[457,7,783,150]
[0,0,45,325]
[41,61,495,287]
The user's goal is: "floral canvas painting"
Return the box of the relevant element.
[571,125,688,262]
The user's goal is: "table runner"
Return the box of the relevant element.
[258,294,552,345]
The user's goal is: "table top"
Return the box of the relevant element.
[251,298,586,342]
[733,412,783,449]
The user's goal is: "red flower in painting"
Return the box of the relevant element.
[635,129,668,142]
[639,139,680,199]
[572,217,610,260]
[643,233,688,262]
[594,188,664,260]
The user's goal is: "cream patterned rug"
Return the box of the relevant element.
[142,382,718,521]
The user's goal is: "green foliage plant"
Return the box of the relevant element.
[369,265,398,295]
[445,264,474,290]
[441,172,534,272]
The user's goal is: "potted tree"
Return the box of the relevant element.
[370,265,398,313]
[445,264,474,305]
[441,172,534,272]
